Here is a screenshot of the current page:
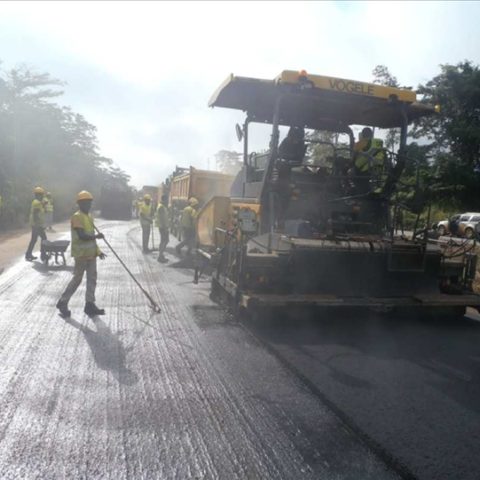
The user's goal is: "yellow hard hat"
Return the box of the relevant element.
[77,190,94,201]
[33,186,45,194]
[189,197,199,206]
[143,194,152,200]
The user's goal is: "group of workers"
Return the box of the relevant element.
[137,193,199,262]
[23,185,200,318]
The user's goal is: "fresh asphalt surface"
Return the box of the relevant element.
[0,220,479,479]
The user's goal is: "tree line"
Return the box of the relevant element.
[0,62,131,229]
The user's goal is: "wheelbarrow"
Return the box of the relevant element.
[41,240,70,266]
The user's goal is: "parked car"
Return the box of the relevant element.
[436,213,461,236]
[458,212,480,238]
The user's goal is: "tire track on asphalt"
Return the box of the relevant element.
[123,227,228,479]
[126,226,297,478]
[133,241,338,477]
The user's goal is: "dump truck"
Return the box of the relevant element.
[196,70,480,318]
[169,166,234,238]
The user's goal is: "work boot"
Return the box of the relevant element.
[25,255,37,261]
[56,301,71,318]
[157,255,168,263]
[84,302,105,316]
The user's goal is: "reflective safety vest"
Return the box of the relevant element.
[354,138,385,174]
[29,198,45,227]
[45,198,54,213]
[181,205,197,229]
[71,211,99,258]
[139,202,152,227]
[155,203,169,229]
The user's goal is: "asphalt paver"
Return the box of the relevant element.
[0,220,398,480]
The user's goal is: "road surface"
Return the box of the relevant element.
[0,220,397,480]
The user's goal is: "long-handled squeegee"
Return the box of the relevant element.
[94,226,161,313]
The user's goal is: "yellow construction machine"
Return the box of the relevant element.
[195,70,480,318]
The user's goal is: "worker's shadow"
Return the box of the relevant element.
[65,316,138,386]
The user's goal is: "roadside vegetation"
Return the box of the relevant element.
[0,62,131,229]
[376,62,480,227]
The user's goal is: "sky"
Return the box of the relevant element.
[0,0,479,188]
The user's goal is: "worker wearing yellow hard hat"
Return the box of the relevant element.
[25,186,47,261]
[56,190,106,318]
[139,193,153,253]
[175,197,199,256]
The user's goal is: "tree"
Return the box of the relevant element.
[306,130,349,167]
[412,61,480,209]
[215,150,242,175]
[372,65,401,151]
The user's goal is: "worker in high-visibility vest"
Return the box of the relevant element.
[353,127,386,193]
[44,191,54,232]
[56,190,106,318]
[139,194,153,253]
[25,186,47,261]
[155,194,170,263]
[175,197,198,256]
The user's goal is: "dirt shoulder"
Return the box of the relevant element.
[0,222,70,273]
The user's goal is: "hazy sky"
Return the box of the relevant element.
[1,1,479,187]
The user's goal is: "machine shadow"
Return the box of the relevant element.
[64,316,138,386]
[247,308,480,411]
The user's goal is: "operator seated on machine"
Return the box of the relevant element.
[277,126,307,185]
[278,126,307,164]
[352,127,386,193]
[275,127,307,230]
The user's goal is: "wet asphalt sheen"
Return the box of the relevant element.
[0,221,398,480]
[249,297,480,480]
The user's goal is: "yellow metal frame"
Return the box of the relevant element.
[276,70,416,103]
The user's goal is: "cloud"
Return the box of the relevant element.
[0,1,479,186]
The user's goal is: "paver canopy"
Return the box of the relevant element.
[209,70,435,130]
